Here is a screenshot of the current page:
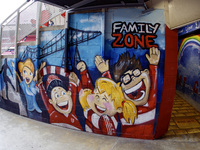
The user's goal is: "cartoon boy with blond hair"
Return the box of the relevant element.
[12,59,45,120]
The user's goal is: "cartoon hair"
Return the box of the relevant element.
[79,89,92,111]
[96,78,137,123]
[79,77,137,124]
[46,75,69,99]
[113,52,142,82]
[18,58,35,74]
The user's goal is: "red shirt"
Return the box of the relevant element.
[38,81,83,131]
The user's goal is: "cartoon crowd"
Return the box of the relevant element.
[1,47,160,138]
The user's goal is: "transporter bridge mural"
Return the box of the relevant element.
[19,29,66,62]
[65,27,102,69]
[19,28,102,69]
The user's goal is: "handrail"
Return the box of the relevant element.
[0,1,32,26]
[0,0,66,56]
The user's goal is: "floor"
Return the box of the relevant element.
[165,93,200,136]
[0,92,200,150]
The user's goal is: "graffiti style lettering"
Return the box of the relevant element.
[145,35,158,48]
[112,22,160,34]
[112,22,160,49]
[112,34,158,49]
[111,33,124,47]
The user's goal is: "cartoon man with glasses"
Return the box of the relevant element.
[95,47,160,138]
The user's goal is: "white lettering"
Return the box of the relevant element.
[113,22,122,33]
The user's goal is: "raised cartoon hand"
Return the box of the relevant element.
[39,61,46,71]
[11,61,15,68]
[69,72,79,85]
[146,47,160,65]
[95,55,109,73]
[49,99,56,105]
[37,70,44,84]
[76,61,86,72]
[11,61,21,83]
[36,61,46,83]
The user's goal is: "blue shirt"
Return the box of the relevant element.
[20,80,42,113]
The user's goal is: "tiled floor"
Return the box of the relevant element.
[165,93,200,136]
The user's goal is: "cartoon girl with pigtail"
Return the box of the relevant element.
[79,76,137,136]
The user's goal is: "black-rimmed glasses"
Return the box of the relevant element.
[121,69,141,85]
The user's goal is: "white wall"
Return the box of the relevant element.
[146,0,200,29]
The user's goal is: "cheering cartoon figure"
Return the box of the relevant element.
[77,61,137,136]
[12,59,44,120]
[95,47,160,138]
[38,65,83,130]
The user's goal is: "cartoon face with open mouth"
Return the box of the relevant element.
[86,85,121,117]
[22,67,34,85]
[121,68,150,106]
[49,86,73,115]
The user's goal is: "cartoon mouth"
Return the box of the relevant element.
[58,101,68,110]
[58,101,68,107]
[95,104,106,113]
[26,77,30,83]
[125,81,146,101]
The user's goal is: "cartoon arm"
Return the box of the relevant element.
[69,72,79,87]
[144,47,160,110]
[38,82,50,111]
[69,72,83,93]
[69,72,78,106]
[11,61,21,83]
[95,56,112,79]
[77,61,93,90]
[33,61,46,83]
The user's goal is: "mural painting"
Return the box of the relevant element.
[0,8,166,139]
[177,34,200,103]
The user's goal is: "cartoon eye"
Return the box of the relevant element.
[30,72,33,76]
[62,91,66,95]
[24,70,27,75]
[95,95,100,101]
[102,98,107,101]
[122,74,131,84]
[54,93,59,99]
[133,69,141,77]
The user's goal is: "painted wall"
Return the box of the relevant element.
[0,7,177,139]
[177,23,200,110]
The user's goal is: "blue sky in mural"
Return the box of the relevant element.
[178,40,199,87]
[105,8,165,66]
[68,8,165,106]
[69,12,104,70]
[177,37,200,103]
[40,30,66,66]
[68,8,165,69]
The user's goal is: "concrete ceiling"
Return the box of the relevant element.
[36,0,149,10]
[146,0,200,29]
[35,0,200,29]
